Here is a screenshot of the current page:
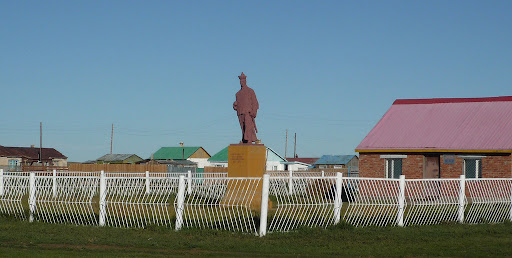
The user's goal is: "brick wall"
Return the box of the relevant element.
[359,154,384,177]
[481,155,512,178]
[360,153,512,178]
[402,154,424,179]
[360,154,423,178]
[440,156,464,178]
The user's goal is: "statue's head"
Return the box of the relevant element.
[238,72,247,87]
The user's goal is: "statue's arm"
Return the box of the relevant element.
[252,90,259,117]
[233,101,238,111]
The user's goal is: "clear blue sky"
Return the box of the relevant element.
[1,1,511,162]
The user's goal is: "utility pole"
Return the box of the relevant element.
[294,133,297,158]
[110,123,114,154]
[285,129,288,159]
[39,122,43,163]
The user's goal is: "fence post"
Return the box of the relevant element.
[175,175,186,231]
[458,175,466,224]
[52,169,57,197]
[334,172,343,224]
[288,169,293,195]
[145,171,150,194]
[259,174,270,237]
[187,170,192,195]
[397,175,405,227]
[510,179,512,222]
[99,170,106,226]
[0,169,4,196]
[29,172,36,222]
[321,170,325,177]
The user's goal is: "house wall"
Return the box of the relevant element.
[359,153,424,178]
[190,148,211,159]
[188,158,210,168]
[317,164,345,169]
[347,156,359,168]
[315,157,359,169]
[287,163,309,171]
[266,161,285,171]
[0,157,8,166]
[360,153,512,178]
[0,157,22,166]
[207,160,287,170]
[481,155,511,178]
[208,162,228,168]
[123,156,142,164]
[52,158,68,167]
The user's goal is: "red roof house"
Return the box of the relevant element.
[356,96,512,179]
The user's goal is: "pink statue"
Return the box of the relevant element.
[233,72,259,144]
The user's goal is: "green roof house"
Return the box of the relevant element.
[151,146,211,169]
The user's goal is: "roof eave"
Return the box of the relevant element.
[356,148,512,154]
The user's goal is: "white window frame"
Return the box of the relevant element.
[381,155,406,179]
[385,158,402,179]
[463,158,482,179]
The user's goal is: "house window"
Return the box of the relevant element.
[8,159,19,171]
[318,165,327,169]
[385,158,402,179]
[333,165,343,169]
[464,158,482,178]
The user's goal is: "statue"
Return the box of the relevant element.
[233,72,259,144]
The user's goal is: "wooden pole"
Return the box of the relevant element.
[284,129,288,159]
[293,133,297,158]
[110,123,114,154]
[39,122,43,163]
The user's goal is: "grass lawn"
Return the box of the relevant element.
[2,216,512,257]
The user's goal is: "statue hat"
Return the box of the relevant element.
[238,72,247,79]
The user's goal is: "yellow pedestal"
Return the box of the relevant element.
[228,144,266,177]
[227,144,270,210]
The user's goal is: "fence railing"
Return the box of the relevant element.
[2,169,512,237]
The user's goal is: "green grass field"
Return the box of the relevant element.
[2,216,512,257]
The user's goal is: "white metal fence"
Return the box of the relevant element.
[2,169,512,237]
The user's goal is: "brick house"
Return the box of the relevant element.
[356,96,512,179]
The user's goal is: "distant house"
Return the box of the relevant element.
[0,145,67,170]
[208,146,287,171]
[208,147,229,167]
[286,157,320,166]
[314,155,359,169]
[151,146,211,169]
[150,159,199,173]
[281,161,311,171]
[283,157,320,171]
[356,96,512,179]
[96,154,143,164]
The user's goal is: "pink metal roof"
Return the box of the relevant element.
[356,96,512,151]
